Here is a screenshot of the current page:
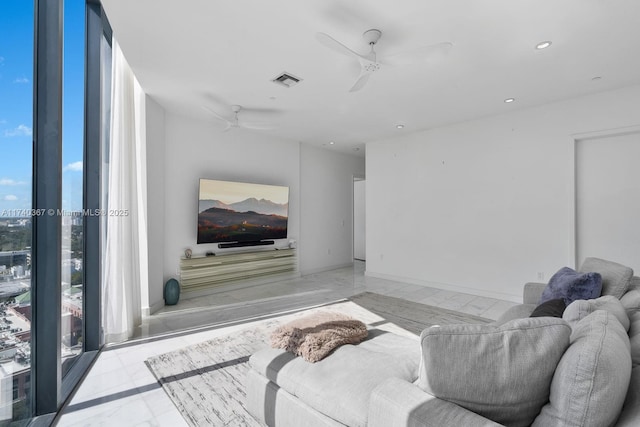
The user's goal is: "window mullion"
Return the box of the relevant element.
[82,0,102,353]
[31,0,63,415]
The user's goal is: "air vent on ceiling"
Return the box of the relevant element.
[272,72,302,88]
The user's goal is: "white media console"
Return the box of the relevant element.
[179,248,297,293]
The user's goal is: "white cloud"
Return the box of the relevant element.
[64,161,83,172]
[3,124,32,137]
[13,76,29,84]
[4,195,18,201]
[0,178,27,186]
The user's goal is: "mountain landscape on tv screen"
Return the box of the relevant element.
[198,197,288,217]
[198,198,288,243]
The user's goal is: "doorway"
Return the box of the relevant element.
[353,177,366,261]
[575,129,640,272]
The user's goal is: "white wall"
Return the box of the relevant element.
[366,85,640,301]
[299,145,365,273]
[162,113,301,290]
[144,95,166,314]
[152,112,365,305]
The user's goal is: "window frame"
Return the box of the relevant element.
[30,0,110,421]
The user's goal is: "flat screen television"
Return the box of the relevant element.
[197,178,289,245]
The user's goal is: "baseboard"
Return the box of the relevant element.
[142,299,165,317]
[364,271,522,303]
[299,262,354,276]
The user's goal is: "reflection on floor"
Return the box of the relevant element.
[55,261,517,426]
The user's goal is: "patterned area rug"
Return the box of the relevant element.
[349,291,491,334]
[145,292,490,426]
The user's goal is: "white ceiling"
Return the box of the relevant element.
[101,0,640,156]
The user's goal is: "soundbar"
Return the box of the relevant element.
[218,240,275,249]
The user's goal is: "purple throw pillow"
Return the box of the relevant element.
[540,267,602,305]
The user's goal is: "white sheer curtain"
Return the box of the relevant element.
[102,38,149,343]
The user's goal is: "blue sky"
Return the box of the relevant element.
[0,0,85,214]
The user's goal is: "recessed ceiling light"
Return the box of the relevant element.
[396,124,405,129]
[535,41,552,50]
[504,98,515,103]
[591,76,602,81]
[353,147,360,152]
[329,141,335,145]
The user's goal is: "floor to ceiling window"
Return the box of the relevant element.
[0,1,34,423]
[61,0,86,377]
[0,1,110,423]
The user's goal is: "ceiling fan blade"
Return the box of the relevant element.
[240,107,284,117]
[316,32,364,59]
[383,41,453,67]
[202,106,232,125]
[241,122,277,131]
[349,72,371,92]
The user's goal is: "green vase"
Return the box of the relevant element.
[164,278,180,305]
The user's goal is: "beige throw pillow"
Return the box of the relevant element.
[579,257,633,299]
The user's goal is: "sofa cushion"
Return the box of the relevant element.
[368,378,504,427]
[523,282,547,305]
[532,310,631,427]
[621,289,640,368]
[631,314,640,368]
[494,303,536,325]
[621,288,640,312]
[579,257,633,299]
[563,295,630,331]
[249,329,420,427]
[540,267,602,305]
[615,366,640,427]
[530,298,566,318]
[417,317,571,427]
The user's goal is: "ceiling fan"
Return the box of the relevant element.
[316,29,453,92]
[202,104,276,132]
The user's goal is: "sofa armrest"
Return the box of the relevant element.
[368,378,503,427]
[523,282,547,304]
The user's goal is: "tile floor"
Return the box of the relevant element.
[54,261,517,426]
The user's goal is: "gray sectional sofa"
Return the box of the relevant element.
[246,257,640,426]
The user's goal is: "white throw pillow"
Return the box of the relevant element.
[418,317,571,427]
[563,295,630,331]
[533,310,631,427]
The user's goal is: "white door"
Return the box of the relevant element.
[575,130,640,273]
